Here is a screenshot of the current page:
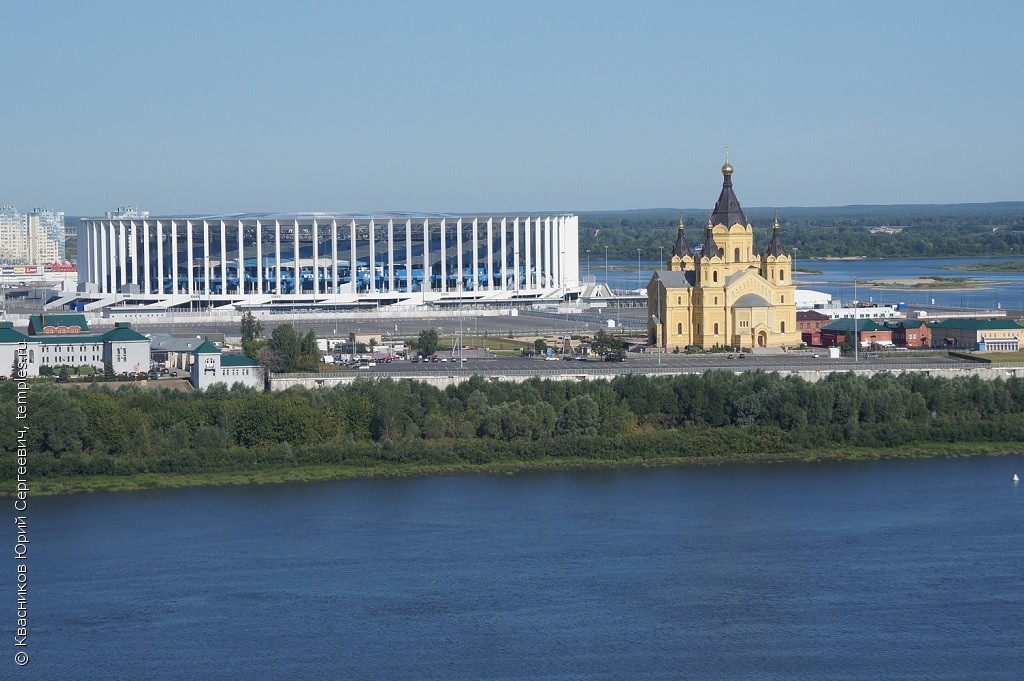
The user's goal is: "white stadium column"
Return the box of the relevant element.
[292,219,300,296]
[405,219,412,292]
[142,221,151,295]
[255,221,263,294]
[202,220,210,296]
[219,220,227,295]
[84,222,93,288]
[237,220,244,296]
[524,217,532,290]
[538,216,546,289]
[187,221,194,296]
[94,222,101,290]
[108,221,117,293]
[330,219,338,295]
[439,218,447,293]
[156,221,165,296]
[500,218,507,290]
[455,218,463,294]
[553,217,561,290]
[486,218,494,291]
[349,219,357,294]
[129,221,138,287]
[513,217,521,292]
[471,218,479,290]
[171,221,179,295]
[117,221,127,289]
[274,220,282,295]
[312,219,319,296]
[546,216,554,288]
[542,216,549,288]
[98,222,107,293]
[534,216,542,289]
[388,219,395,293]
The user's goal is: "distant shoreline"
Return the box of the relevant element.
[13,442,1023,497]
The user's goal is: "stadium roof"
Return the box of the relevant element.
[80,211,577,222]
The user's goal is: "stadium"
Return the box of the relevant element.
[75,212,580,310]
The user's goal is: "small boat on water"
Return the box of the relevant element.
[1014,474,1020,483]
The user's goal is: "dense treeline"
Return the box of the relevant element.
[3,371,1024,482]
[581,207,1024,261]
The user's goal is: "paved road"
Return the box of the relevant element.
[88,312,644,340]
[327,352,967,379]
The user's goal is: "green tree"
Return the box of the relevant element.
[416,329,439,356]
[534,338,548,355]
[241,310,263,344]
[266,324,319,372]
[590,329,621,357]
[103,361,115,380]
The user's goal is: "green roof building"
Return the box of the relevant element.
[191,341,263,391]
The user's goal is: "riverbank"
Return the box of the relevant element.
[14,440,1023,496]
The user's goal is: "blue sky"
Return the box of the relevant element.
[4,1,1022,215]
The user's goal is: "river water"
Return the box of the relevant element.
[596,256,1024,311]
[24,455,1024,679]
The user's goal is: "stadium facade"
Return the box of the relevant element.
[76,212,580,309]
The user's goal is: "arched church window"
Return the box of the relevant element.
[781,295,785,303]
[734,248,740,262]
[713,271,718,283]
[677,296,681,305]
[779,270,785,281]
[713,323,719,335]
[714,296,718,305]
[677,323,683,335]
[781,321,786,333]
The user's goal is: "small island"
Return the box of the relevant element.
[943,261,1024,273]
[860,276,1004,290]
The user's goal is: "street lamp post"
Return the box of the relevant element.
[853,276,859,362]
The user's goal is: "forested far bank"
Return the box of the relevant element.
[581,207,1024,261]
[4,372,1024,486]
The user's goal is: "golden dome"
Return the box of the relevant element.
[722,162,733,176]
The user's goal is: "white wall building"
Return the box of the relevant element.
[0,315,150,378]
[190,340,264,391]
[76,212,580,310]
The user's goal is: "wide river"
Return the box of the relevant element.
[25,455,1024,679]
[599,255,1024,310]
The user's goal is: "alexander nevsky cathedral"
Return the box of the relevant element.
[647,161,799,351]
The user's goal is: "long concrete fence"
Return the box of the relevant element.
[270,362,1024,391]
